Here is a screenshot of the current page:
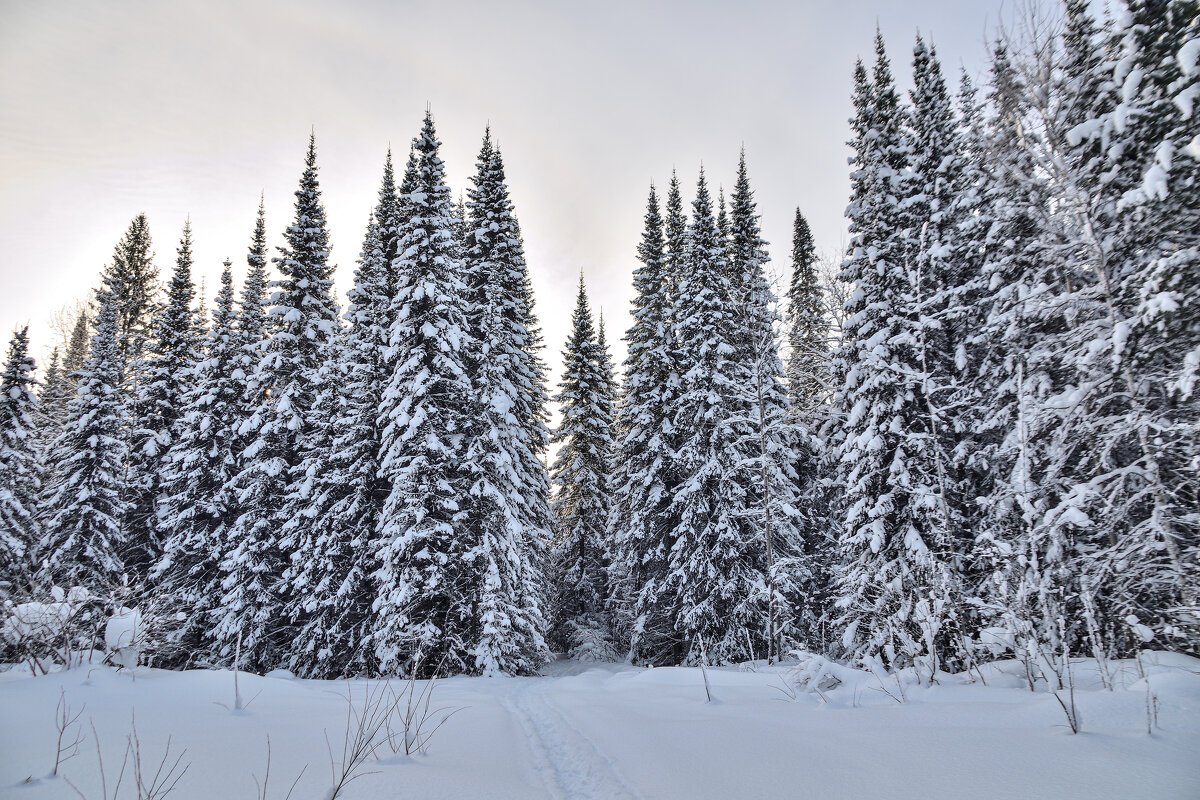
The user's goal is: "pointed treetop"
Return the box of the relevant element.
[792,208,816,268]
[872,29,900,110]
[382,147,395,193]
[664,169,689,269]
[165,219,196,318]
[693,167,713,220]
[637,182,664,267]
[213,259,236,332]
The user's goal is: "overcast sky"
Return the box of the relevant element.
[1,0,1017,383]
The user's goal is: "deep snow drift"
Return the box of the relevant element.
[1,654,1197,799]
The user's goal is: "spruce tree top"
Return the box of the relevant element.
[101,213,158,367]
[156,221,198,362]
[665,171,689,272]
[240,197,270,340]
[400,111,461,281]
[273,133,338,353]
[729,149,770,276]
[0,327,38,441]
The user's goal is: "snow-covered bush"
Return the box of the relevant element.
[2,586,97,673]
[788,652,843,695]
[105,606,144,670]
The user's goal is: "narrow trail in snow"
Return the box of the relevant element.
[504,677,642,800]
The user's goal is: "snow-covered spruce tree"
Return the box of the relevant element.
[726,152,807,659]
[232,197,274,458]
[154,261,243,664]
[596,312,620,473]
[549,276,616,660]
[903,34,977,664]
[460,131,551,675]
[608,182,685,664]
[0,327,40,601]
[283,152,400,679]
[716,185,730,249]
[373,111,479,677]
[40,291,130,592]
[125,222,201,580]
[35,349,66,453]
[37,313,91,453]
[664,170,774,665]
[63,312,91,380]
[831,35,965,680]
[783,207,837,651]
[39,358,63,437]
[100,213,159,383]
[596,313,619,436]
[785,209,827,416]
[664,170,689,277]
[824,59,875,567]
[947,65,996,545]
[216,135,339,671]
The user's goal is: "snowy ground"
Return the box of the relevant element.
[1,654,1198,800]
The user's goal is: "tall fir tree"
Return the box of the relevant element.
[666,170,774,664]
[727,152,807,658]
[34,348,69,466]
[608,182,685,664]
[596,314,617,410]
[372,111,479,676]
[100,213,158,381]
[231,197,274,465]
[460,131,551,674]
[125,221,201,580]
[785,209,826,417]
[832,33,965,679]
[63,312,91,378]
[716,185,731,250]
[284,153,399,679]
[40,291,131,592]
[1088,0,1200,651]
[549,276,616,660]
[969,39,1087,669]
[783,208,836,647]
[904,35,976,665]
[155,261,243,664]
[36,313,94,463]
[217,136,339,670]
[0,327,40,600]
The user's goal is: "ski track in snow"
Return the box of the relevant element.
[504,677,642,800]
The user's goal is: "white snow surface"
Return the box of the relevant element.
[1,654,1198,799]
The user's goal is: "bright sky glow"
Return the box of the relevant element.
[0,0,1014,379]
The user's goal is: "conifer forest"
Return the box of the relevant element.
[2,0,1197,685]
[2,6,1200,797]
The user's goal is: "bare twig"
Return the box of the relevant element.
[697,637,714,703]
[126,713,190,799]
[324,682,386,800]
[1051,636,1081,735]
[377,656,463,757]
[53,688,86,776]
[68,714,188,800]
[253,735,306,800]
